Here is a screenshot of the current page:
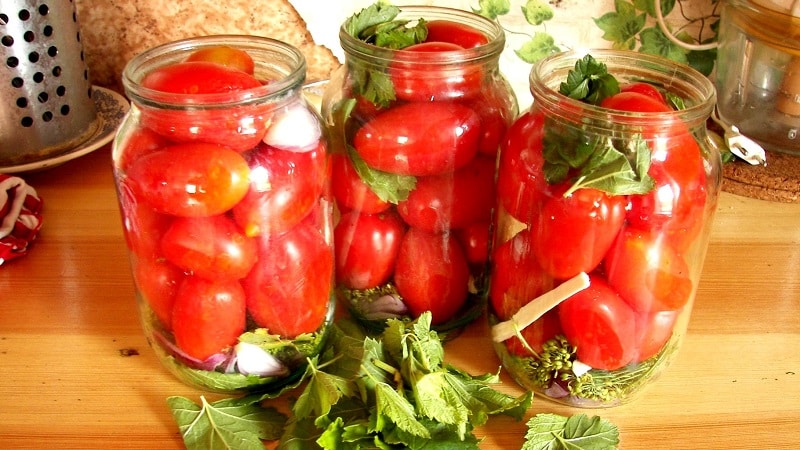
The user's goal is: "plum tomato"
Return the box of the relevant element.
[393,227,470,325]
[139,61,269,151]
[331,152,390,214]
[125,142,250,218]
[390,42,483,101]
[353,102,481,176]
[232,143,327,236]
[533,187,626,280]
[604,226,693,313]
[117,181,173,259]
[160,214,257,281]
[133,258,183,330]
[243,220,333,338]
[489,229,554,321]
[116,126,170,173]
[171,276,246,361]
[455,220,491,266]
[600,90,672,113]
[558,274,637,370]
[141,61,261,94]
[185,46,256,75]
[505,310,563,357]
[397,155,495,232]
[627,132,707,252]
[466,84,516,157]
[634,309,678,362]
[334,210,405,290]
[424,20,489,48]
[620,82,667,105]
[496,110,548,222]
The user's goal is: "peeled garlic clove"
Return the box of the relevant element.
[234,342,289,377]
[262,103,321,152]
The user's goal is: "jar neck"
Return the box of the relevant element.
[123,35,307,110]
[339,6,505,69]
[530,50,716,134]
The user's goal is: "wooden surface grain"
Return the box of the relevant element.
[1,146,798,449]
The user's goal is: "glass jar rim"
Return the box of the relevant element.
[338,5,505,66]
[122,34,307,109]
[530,49,716,129]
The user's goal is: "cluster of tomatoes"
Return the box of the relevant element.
[491,83,708,371]
[332,20,516,325]
[116,46,332,364]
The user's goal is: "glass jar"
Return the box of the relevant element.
[489,50,720,407]
[113,35,334,393]
[715,0,800,155]
[322,6,518,336]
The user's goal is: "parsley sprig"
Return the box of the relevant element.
[544,54,656,197]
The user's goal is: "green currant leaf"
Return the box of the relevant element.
[472,0,511,19]
[345,3,402,40]
[168,396,287,450]
[514,32,560,64]
[293,360,354,420]
[347,146,416,204]
[521,0,554,25]
[374,382,430,438]
[522,413,619,450]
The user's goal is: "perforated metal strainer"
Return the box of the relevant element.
[0,0,97,166]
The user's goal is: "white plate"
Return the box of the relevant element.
[0,86,129,174]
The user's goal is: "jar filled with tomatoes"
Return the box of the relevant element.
[114,36,334,393]
[489,50,720,407]
[322,4,517,336]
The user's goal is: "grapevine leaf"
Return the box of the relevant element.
[168,396,287,450]
[634,0,675,18]
[522,413,619,450]
[638,27,688,63]
[515,32,560,64]
[348,146,417,204]
[521,0,554,25]
[593,0,645,51]
[472,0,511,19]
[686,48,717,77]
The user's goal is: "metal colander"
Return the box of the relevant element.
[0,0,97,167]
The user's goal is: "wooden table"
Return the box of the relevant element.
[1,145,798,449]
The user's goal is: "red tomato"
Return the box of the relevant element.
[489,229,553,321]
[331,152,390,214]
[504,310,563,357]
[133,259,183,329]
[455,220,490,265]
[390,42,483,101]
[393,227,470,324]
[117,181,172,259]
[558,274,637,370]
[353,102,481,176]
[142,61,261,94]
[467,84,516,157]
[600,91,672,113]
[496,110,548,222]
[116,127,170,173]
[171,276,246,361]
[634,310,678,362]
[185,46,255,75]
[161,214,257,280]
[397,155,495,232]
[243,221,333,338]
[620,82,667,105]
[334,210,405,290]
[125,143,250,217]
[533,187,626,280]
[424,20,489,48]
[139,62,269,151]
[232,143,327,236]
[627,133,707,252]
[604,226,693,313]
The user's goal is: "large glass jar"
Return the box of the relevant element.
[489,50,720,407]
[322,5,518,336]
[715,0,800,155]
[113,36,334,393]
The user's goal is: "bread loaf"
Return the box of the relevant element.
[74,0,341,93]
[722,151,800,203]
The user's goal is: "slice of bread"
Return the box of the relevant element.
[722,151,800,203]
[74,0,341,93]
